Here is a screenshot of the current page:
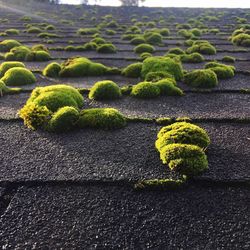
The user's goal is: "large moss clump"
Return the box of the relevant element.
[89,80,122,100]
[231,29,250,47]
[184,69,218,88]
[0,61,25,77]
[141,56,184,81]
[78,108,127,130]
[204,62,235,79]
[59,57,109,77]
[155,122,210,177]
[186,41,217,55]
[122,63,142,78]
[0,39,21,52]
[1,67,36,86]
[154,79,184,96]
[42,62,62,77]
[131,81,160,99]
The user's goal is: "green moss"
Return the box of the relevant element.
[131,81,160,99]
[105,29,116,35]
[184,69,218,88]
[96,44,117,53]
[90,38,106,45]
[204,62,235,79]
[122,63,142,78]
[221,56,235,63]
[78,108,127,130]
[77,28,99,35]
[35,51,51,61]
[167,48,185,55]
[130,36,146,45]
[32,44,48,52]
[160,28,170,36]
[37,33,60,38]
[159,143,208,176]
[231,32,250,47]
[144,32,163,45]
[134,44,155,54]
[190,28,202,36]
[156,122,210,152]
[49,106,79,132]
[59,57,109,77]
[0,61,25,77]
[43,62,61,77]
[27,27,42,33]
[0,39,21,52]
[5,29,19,35]
[154,79,183,96]
[141,56,183,81]
[1,67,36,86]
[140,52,152,60]
[180,52,204,63]
[45,25,56,31]
[186,41,216,55]
[145,71,175,82]
[89,80,121,100]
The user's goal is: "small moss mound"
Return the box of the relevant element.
[131,81,160,99]
[204,62,235,79]
[221,56,235,63]
[134,44,155,54]
[96,44,117,53]
[167,48,185,55]
[78,108,127,130]
[180,52,204,63]
[156,122,210,151]
[59,57,109,77]
[49,106,79,132]
[130,36,146,45]
[186,41,216,55]
[145,71,175,82]
[231,32,250,47]
[184,69,218,88]
[1,67,36,86]
[122,63,142,78]
[0,61,25,77]
[43,62,62,77]
[89,80,121,100]
[144,32,163,45]
[160,143,208,176]
[0,39,21,52]
[141,56,183,81]
[154,79,183,96]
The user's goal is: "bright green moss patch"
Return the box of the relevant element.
[0,39,21,52]
[0,61,25,77]
[134,44,155,54]
[122,63,142,78]
[96,44,117,53]
[184,69,218,88]
[78,108,127,130]
[160,143,208,176]
[89,80,121,100]
[186,41,216,55]
[156,122,210,152]
[221,56,235,63]
[231,30,250,47]
[154,79,183,96]
[1,67,36,86]
[130,36,146,45]
[49,106,80,132]
[144,32,163,45]
[59,57,109,77]
[204,62,235,79]
[180,52,204,63]
[131,81,160,98]
[145,71,175,82]
[141,56,183,81]
[77,28,99,35]
[43,62,61,77]
[167,48,185,55]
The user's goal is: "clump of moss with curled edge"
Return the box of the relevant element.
[43,62,61,77]
[155,122,210,152]
[141,56,184,81]
[19,85,83,130]
[1,67,36,86]
[184,69,218,88]
[134,44,155,54]
[204,62,235,79]
[59,57,110,77]
[0,39,21,52]
[186,41,217,55]
[122,62,142,78]
[78,108,127,130]
[156,122,210,177]
[0,61,25,77]
[89,80,122,100]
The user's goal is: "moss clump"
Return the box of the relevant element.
[122,63,142,78]
[96,44,117,53]
[0,39,21,52]
[204,62,235,79]
[141,56,183,81]
[77,28,99,35]
[49,106,79,132]
[89,80,121,100]
[231,32,250,47]
[27,27,42,33]
[140,52,152,60]
[145,71,174,82]
[0,61,25,77]
[160,144,208,176]
[184,69,218,88]
[43,62,61,77]
[144,32,163,45]
[134,44,155,54]
[5,29,19,35]
[180,53,204,63]
[221,56,235,63]
[186,41,216,55]
[167,48,185,55]
[59,57,109,77]
[156,122,210,151]
[78,108,127,130]
[34,51,51,61]
[130,36,146,45]
[131,81,160,99]
[154,79,183,96]
[1,67,36,86]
